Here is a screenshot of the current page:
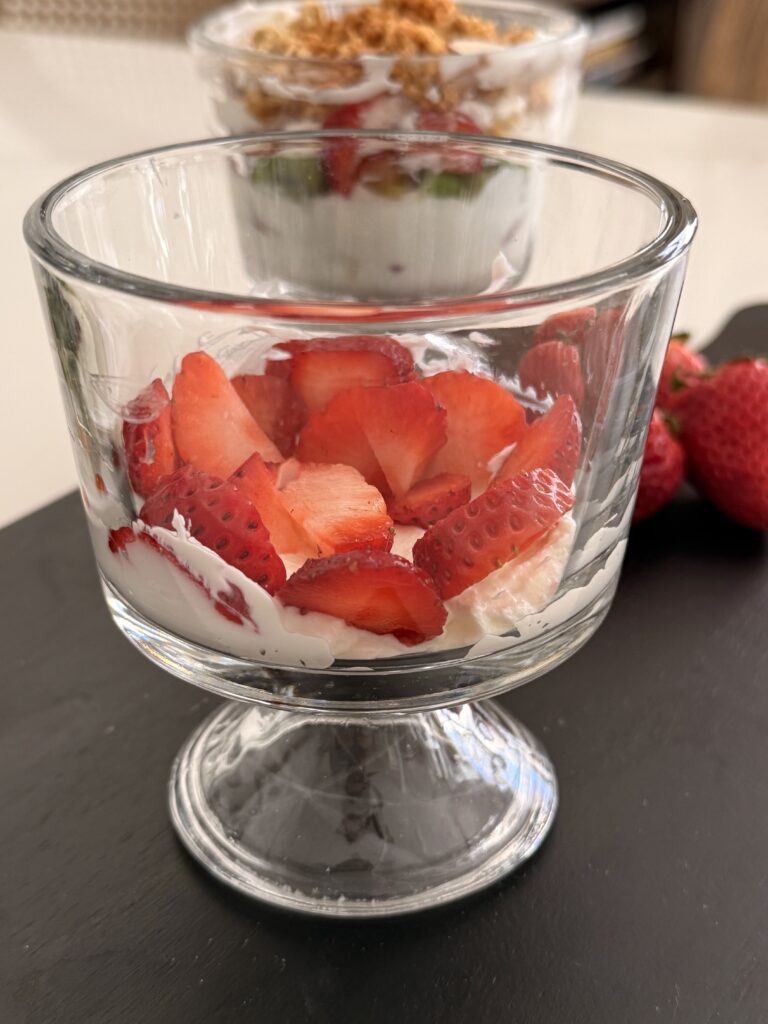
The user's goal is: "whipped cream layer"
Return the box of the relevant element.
[93,512,575,670]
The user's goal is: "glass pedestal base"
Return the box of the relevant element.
[169,699,557,918]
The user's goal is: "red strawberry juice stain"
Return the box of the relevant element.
[108,526,135,553]
[215,583,259,630]
[107,527,260,630]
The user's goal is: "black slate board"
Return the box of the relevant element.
[3,307,768,1024]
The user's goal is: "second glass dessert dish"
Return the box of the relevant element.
[25,131,696,917]
[190,0,587,144]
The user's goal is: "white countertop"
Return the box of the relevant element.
[2,28,767,528]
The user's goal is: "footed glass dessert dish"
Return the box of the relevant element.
[24,132,695,917]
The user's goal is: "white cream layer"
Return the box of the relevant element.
[234,161,531,298]
[93,512,575,669]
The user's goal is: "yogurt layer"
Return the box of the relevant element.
[93,512,575,670]
[233,160,532,299]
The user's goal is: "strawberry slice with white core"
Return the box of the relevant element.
[495,395,582,488]
[412,468,574,599]
[122,379,178,497]
[279,461,394,555]
[297,381,446,496]
[231,373,306,457]
[231,452,311,555]
[278,550,447,645]
[269,336,415,413]
[422,370,526,491]
[389,473,471,528]
[139,464,285,593]
[172,352,282,478]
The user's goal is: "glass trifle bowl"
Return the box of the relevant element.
[189,0,588,144]
[24,132,695,917]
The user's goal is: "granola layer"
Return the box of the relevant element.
[250,0,534,59]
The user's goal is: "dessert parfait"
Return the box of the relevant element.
[95,314,603,671]
[192,0,586,298]
[27,130,695,915]
[190,0,587,144]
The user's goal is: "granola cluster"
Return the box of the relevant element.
[241,0,546,133]
[250,0,534,59]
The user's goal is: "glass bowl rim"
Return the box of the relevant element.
[187,0,589,68]
[23,130,697,329]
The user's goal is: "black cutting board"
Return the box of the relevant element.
[2,306,767,1024]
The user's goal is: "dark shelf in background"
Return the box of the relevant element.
[576,0,682,90]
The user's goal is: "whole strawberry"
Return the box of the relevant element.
[633,410,685,522]
[678,359,768,529]
[657,334,708,412]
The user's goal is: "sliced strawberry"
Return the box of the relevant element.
[278,550,446,645]
[494,395,582,488]
[279,461,393,555]
[359,381,447,496]
[267,335,413,377]
[231,452,311,555]
[518,341,585,408]
[172,352,282,477]
[389,473,472,528]
[324,101,369,129]
[262,343,296,380]
[297,381,446,496]
[296,389,384,490]
[416,110,483,135]
[108,525,253,625]
[422,370,526,491]
[534,307,597,346]
[324,138,359,196]
[275,336,415,413]
[122,379,178,497]
[322,98,407,195]
[415,110,484,173]
[581,306,624,418]
[412,468,574,599]
[231,374,306,456]
[139,464,285,593]
[322,102,368,196]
